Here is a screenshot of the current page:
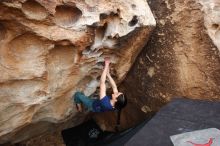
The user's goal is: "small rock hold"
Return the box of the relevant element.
[147,67,155,77]
[159,19,166,25]
[141,105,152,113]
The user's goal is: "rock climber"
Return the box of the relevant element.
[73,57,127,112]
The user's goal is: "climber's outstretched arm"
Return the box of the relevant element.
[99,58,110,99]
[107,71,118,94]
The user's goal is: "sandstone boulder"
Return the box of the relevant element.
[0,0,155,144]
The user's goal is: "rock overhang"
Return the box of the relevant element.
[0,0,156,144]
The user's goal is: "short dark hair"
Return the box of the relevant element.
[115,94,127,110]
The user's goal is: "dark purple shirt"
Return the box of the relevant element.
[92,96,114,112]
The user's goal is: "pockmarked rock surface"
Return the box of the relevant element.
[3,0,220,145]
[0,0,155,144]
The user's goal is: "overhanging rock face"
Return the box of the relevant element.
[0,0,155,144]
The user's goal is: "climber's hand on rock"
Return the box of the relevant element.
[104,57,111,67]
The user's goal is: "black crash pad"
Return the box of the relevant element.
[61,117,152,146]
[125,98,220,146]
[61,110,155,146]
[61,119,111,146]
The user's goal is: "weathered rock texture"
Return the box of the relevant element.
[120,0,220,120]
[0,0,155,144]
[199,0,220,51]
[94,0,220,135]
[2,0,220,145]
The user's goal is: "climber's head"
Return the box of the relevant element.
[112,92,127,110]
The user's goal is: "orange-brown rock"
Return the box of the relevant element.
[2,0,220,146]
[120,0,220,120]
[0,0,155,144]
